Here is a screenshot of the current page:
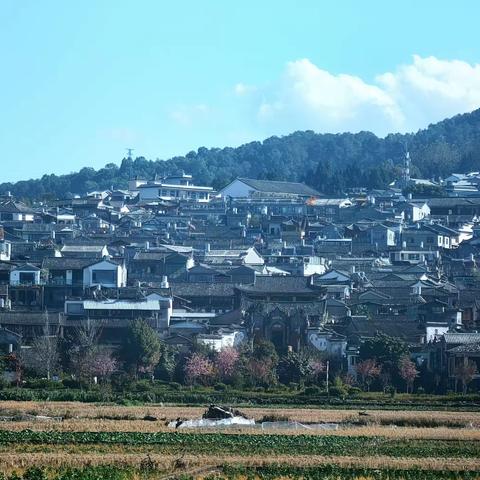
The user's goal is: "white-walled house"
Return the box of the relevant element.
[307,329,347,357]
[203,246,264,266]
[137,174,213,203]
[0,200,35,223]
[83,259,127,288]
[10,264,42,286]
[196,330,246,352]
[0,240,11,262]
[404,202,431,222]
[218,178,320,199]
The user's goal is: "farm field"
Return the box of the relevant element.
[0,401,478,479]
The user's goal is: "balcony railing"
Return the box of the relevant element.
[9,281,45,287]
[47,278,84,287]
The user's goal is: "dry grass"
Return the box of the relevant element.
[0,401,479,426]
[0,452,478,473]
[0,400,479,476]
[0,418,479,440]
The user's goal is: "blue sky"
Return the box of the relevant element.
[1,1,480,182]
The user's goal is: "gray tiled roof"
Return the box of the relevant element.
[447,342,480,354]
[444,333,480,344]
[237,276,319,294]
[42,257,93,270]
[237,178,320,196]
[133,251,173,261]
[170,282,236,297]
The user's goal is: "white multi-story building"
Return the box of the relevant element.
[136,173,213,202]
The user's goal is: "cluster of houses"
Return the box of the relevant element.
[1,167,480,389]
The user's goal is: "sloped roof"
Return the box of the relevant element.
[237,178,320,196]
[237,275,319,294]
[170,282,236,297]
[11,263,40,272]
[83,300,160,311]
[448,342,480,354]
[61,245,106,252]
[344,316,424,344]
[187,264,223,275]
[444,333,480,344]
[42,257,93,270]
[208,308,243,326]
[133,251,173,261]
[0,200,34,214]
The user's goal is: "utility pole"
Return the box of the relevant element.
[326,360,330,395]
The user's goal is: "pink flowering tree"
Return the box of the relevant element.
[184,353,215,386]
[398,356,418,393]
[454,360,478,394]
[215,347,240,382]
[356,359,381,391]
[308,359,325,382]
[92,350,118,383]
[245,358,276,387]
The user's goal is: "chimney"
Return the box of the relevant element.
[402,241,406,249]
[205,242,211,252]
[145,241,150,250]
[161,275,169,288]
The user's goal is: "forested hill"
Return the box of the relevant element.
[3,108,480,200]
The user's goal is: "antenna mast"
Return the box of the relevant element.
[402,142,411,188]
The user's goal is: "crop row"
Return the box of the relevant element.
[0,466,131,480]
[0,388,479,411]
[3,465,479,480]
[220,465,480,480]
[0,431,479,458]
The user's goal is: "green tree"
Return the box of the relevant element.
[155,344,177,382]
[121,319,161,377]
[359,333,409,386]
[360,333,408,366]
[278,350,312,384]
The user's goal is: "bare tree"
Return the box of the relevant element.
[69,323,103,383]
[23,310,59,380]
[454,360,478,394]
[30,335,59,380]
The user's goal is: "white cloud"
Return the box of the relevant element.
[377,55,480,130]
[234,82,257,96]
[99,127,139,143]
[237,56,480,136]
[170,104,210,127]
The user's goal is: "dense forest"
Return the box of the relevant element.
[2,108,480,200]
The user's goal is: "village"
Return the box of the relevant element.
[0,157,479,394]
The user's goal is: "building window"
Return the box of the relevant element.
[19,272,35,284]
[92,270,116,284]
